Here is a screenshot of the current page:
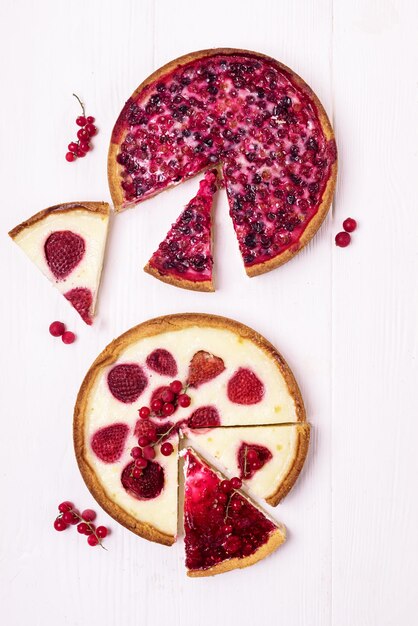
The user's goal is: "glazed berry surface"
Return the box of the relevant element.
[184,450,276,571]
[146,170,217,285]
[110,50,336,272]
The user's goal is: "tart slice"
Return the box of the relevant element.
[183,449,286,577]
[144,169,218,291]
[9,202,110,324]
[185,423,310,506]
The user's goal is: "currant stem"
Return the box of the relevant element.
[72,93,86,118]
[72,508,107,550]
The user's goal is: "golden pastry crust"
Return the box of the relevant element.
[185,448,286,577]
[143,262,214,292]
[266,422,311,506]
[9,202,110,239]
[74,313,306,546]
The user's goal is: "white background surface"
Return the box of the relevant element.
[1,1,417,625]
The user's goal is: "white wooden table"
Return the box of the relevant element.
[1,1,417,624]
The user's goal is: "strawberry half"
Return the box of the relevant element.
[91,423,129,463]
[187,350,225,388]
[227,368,264,405]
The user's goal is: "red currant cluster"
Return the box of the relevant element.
[65,94,97,162]
[53,501,109,548]
[335,217,357,248]
[130,380,192,477]
[49,320,76,344]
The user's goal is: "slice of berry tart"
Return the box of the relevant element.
[144,169,218,291]
[9,202,110,325]
[74,314,306,545]
[109,48,337,275]
[183,449,286,576]
[185,423,310,506]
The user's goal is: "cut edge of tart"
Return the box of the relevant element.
[144,169,218,292]
[183,448,286,577]
[185,422,310,507]
[9,201,110,325]
[108,48,337,276]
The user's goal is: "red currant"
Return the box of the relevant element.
[54,518,68,531]
[86,116,95,124]
[223,535,241,554]
[170,380,183,394]
[135,457,148,469]
[161,442,174,456]
[96,526,108,538]
[132,467,143,478]
[231,477,242,490]
[131,446,142,459]
[62,331,76,344]
[77,522,89,534]
[65,152,76,162]
[138,436,150,447]
[85,123,97,136]
[139,406,150,419]
[81,509,96,522]
[79,142,91,152]
[58,501,73,513]
[343,217,357,233]
[77,128,89,141]
[77,150,87,158]
[161,388,175,403]
[151,398,163,413]
[63,511,78,525]
[68,142,78,153]
[162,402,175,416]
[76,116,87,127]
[251,459,262,470]
[87,534,99,547]
[335,231,351,247]
[178,394,191,408]
[220,480,232,493]
[217,492,228,504]
[246,449,259,463]
[49,321,65,337]
[142,446,156,460]
[223,524,233,534]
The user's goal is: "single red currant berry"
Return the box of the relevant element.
[49,321,65,337]
[65,152,76,162]
[77,522,89,534]
[231,477,242,490]
[81,509,96,522]
[132,467,143,478]
[223,524,233,534]
[54,518,68,531]
[242,543,253,556]
[246,449,259,463]
[77,128,89,141]
[87,534,99,547]
[96,526,108,538]
[77,150,87,158]
[142,446,156,460]
[135,457,148,469]
[76,116,87,127]
[217,492,228,504]
[79,142,91,152]
[138,436,150,447]
[170,380,183,394]
[58,501,73,513]
[85,123,97,136]
[86,116,95,124]
[251,459,262,470]
[162,402,175,416]
[231,499,242,512]
[62,331,76,344]
[151,398,163,413]
[335,231,351,247]
[220,480,232,494]
[161,388,175,403]
[178,393,191,408]
[343,217,357,233]
[223,535,242,554]
[68,142,79,153]
[63,511,76,524]
[160,442,174,456]
[131,446,142,459]
[139,406,151,419]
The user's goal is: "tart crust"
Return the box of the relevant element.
[8,201,110,239]
[185,448,286,577]
[73,313,306,545]
[143,262,214,292]
[108,48,337,274]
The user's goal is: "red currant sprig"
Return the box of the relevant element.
[53,501,109,548]
[221,478,243,522]
[65,94,98,162]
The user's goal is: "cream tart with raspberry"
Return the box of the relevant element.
[74,313,306,546]
[109,48,337,276]
[9,202,110,324]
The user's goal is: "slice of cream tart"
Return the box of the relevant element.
[74,313,306,546]
[144,169,218,292]
[183,449,286,577]
[185,423,310,506]
[9,202,110,324]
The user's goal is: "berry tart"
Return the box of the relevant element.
[108,48,337,276]
[183,449,286,576]
[144,169,218,291]
[74,313,306,548]
[185,423,310,506]
[9,202,110,325]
